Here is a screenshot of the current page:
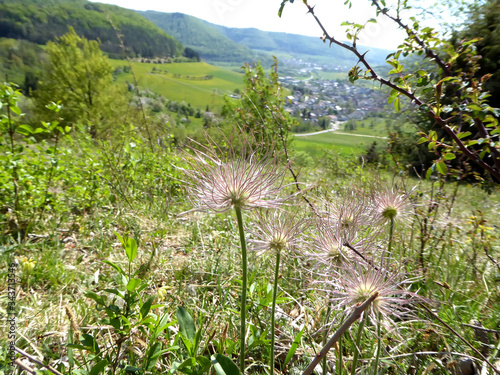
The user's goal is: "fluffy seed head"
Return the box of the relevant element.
[372,184,413,224]
[248,210,304,255]
[180,135,286,213]
[330,260,421,326]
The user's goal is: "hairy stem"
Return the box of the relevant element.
[373,311,382,375]
[350,315,366,375]
[234,205,248,373]
[270,250,281,375]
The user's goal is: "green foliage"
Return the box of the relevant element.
[81,234,171,374]
[454,0,500,109]
[0,38,45,87]
[0,0,183,58]
[0,83,72,240]
[279,0,500,184]
[33,27,113,129]
[221,59,297,149]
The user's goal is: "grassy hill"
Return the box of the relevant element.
[0,0,183,58]
[111,60,243,109]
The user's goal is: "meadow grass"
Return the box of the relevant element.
[110,60,243,109]
[293,131,372,156]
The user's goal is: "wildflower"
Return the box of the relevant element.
[371,184,413,224]
[248,209,304,255]
[308,215,367,268]
[322,189,374,232]
[179,132,288,373]
[330,259,420,326]
[247,209,304,375]
[181,135,286,213]
[20,257,36,273]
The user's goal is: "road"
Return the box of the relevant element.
[294,128,388,139]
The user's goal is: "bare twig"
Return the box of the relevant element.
[302,293,379,375]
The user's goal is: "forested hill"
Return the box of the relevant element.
[0,0,183,58]
[139,11,391,67]
[138,11,265,64]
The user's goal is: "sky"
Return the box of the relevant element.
[88,0,418,50]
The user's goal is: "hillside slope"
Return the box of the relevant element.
[139,11,390,67]
[0,0,183,58]
[139,11,268,64]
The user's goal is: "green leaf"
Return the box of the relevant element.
[126,278,141,292]
[177,306,196,341]
[417,137,428,145]
[457,131,471,139]
[114,231,125,247]
[443,153,456,160]
[84,291,106,305]
[125,237,138,263]
[436,161,448,175]
[81,334,100,354]
[284,326,305,366]
[388,89,399,104]
[89,359,108,375]
[211,354,241,375]
[102,260,126,276]
[394,97,401,112]
[10,105,21,116]
[16,125,34,136]
[426,166,433,180]
[196,356,212,372]
[144,343,164,371]
[124,366,141,374]
[141,296,155,318]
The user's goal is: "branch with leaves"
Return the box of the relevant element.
[279,0,500,183]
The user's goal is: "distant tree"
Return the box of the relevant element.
[221,59,298,150]
[22,71,38,96]
[34,27,113,131]
[183,47,200,62]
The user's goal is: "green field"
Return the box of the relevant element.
[293,117,404,157]
[293,131,376,157]
[110,60,243,109]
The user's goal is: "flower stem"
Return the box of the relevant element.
[350,314,366,375]
[388,216,394,256]
[337,337,343,375]
[234,205,247,374]
[373,311,382,375]
[322,305,331,375]
[270,250,281,375]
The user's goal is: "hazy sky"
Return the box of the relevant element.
[89,0,416,50]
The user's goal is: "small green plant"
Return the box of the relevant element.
[74,233,172,374]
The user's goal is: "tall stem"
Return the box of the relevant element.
[373,311,382,375]
[234,206,247,374]
[322,305,332,375]
[270,250,281,375]
[350,314,366,375]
